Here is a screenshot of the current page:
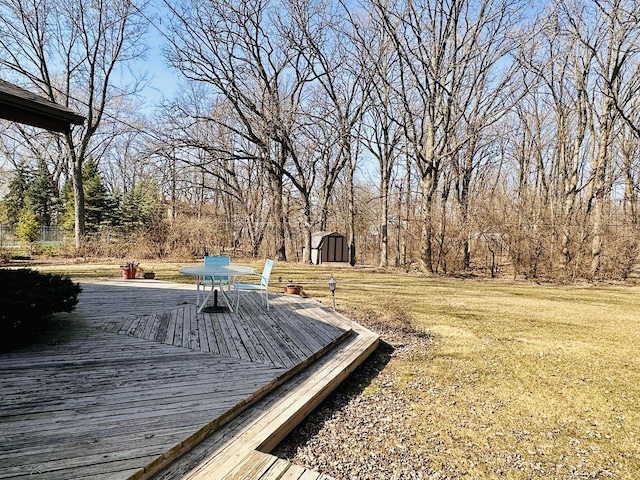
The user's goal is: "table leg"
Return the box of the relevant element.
[219,287,234,312]
[197,285,234,313]
[196,276,214,313]
[198,282,213,313]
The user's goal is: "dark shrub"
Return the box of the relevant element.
[0,268,82,351]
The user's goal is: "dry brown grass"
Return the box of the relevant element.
[274,264,640,478]
[33,261,640,478]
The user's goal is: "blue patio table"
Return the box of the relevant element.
[179,264,254,313]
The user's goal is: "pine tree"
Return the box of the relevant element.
[2,165,32,226]
[82,159,110,232]
[26,161,58,227]
[62,158,111,234]
[116,181,162,229]
[61,180,75,234]
[16,207,40,252]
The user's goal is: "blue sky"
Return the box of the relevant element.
[139,37,178,106]
[134,3,180,108]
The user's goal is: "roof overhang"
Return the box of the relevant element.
[311,231,342,249]
[0,79,85,133]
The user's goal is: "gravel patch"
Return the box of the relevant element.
[273,319,443,479]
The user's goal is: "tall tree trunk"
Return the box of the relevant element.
[401,156,411,266]
[559,62,590,275]
[420,173,436,273]
[379,174,389,267]
[169,151,177,222]
[395,183,402,267]
[621,131,638,225]
[270,173,287,262]
[419,130,438,273]
[302,198,313,263]
[560,131,583,273]
[590,99,613,278]
[319,190,329,232]
[66,139,85,251]
[72,161,85,251]
[348,151,357,266]
[457,149,474,271]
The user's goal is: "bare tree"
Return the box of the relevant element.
[525,7,595,275]
[620,125,639,226]
[556,0,640,277]
[284,0,370,263]
[0,0,148,249]
[166,0,317,262]
[371,0,526,273]
[361,76,403,267]
[165,95,272,257]
[346,3,406,268]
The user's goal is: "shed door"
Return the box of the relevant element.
[326,236,335,261]
[335,236,347,262]
[326,235,345,262]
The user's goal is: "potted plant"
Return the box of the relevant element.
[284,280,302,295]
[120,261,139,279]
[142,268,155,279]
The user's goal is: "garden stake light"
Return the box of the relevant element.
[328,274,336,311]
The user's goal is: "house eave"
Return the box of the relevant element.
[0,79,85,133]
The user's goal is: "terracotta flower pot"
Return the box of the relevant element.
[121,267,136,279]
[284,285,302,295]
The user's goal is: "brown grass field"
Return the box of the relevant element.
[32,260,640,478]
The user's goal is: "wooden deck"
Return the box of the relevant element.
[0,279,379,480]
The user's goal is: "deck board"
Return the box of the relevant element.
[0,279,374,480]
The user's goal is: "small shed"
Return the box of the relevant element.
[310,231,348,265]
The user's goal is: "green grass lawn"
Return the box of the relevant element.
[35,260,640,477]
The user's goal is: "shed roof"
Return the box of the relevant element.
[0,79,85,133]
[311,231,343,249]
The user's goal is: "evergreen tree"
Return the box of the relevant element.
[2,165,32,226]
[62,159,112,234]
[61,180,75,234]
[116,181,163,229]
[16,207,40,251]
[82,159,110,232]
[26,161,58,227]
[0,202,7,225]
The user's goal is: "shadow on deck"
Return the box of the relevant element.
[0,280,379,480]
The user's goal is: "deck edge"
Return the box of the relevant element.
[130,327,354,480]
[153,320,380,480]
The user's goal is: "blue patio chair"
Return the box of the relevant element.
[199,255,231,293]
[233,259,274,311]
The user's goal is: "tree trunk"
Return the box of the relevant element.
[458,156,473,271]
[72,162,85,251]
[418,164,434,272]
[302,199,313,263]
[67,140,85,252]
[419,170,437,273]
[379,174,389,267]
[348,153,357,266]
[621,132,637,225]
[169,151,177,222]
[395,184,402,267]
[270,174,287,262]
[401,156,411,266]
[590,116,612,278]
[319,190,329,232]
[590,197,604,277]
